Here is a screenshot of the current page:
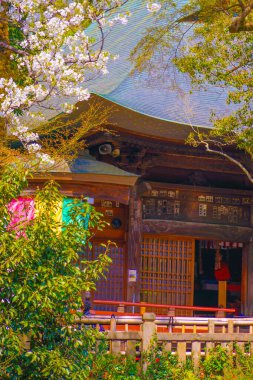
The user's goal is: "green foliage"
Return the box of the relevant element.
[222,345,253,380]
[0,166,111,379]
[90,354,142,380]
[62,343,253,380]
[201,345,229,378]
[142,336,197,380]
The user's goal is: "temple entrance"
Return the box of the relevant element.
[140,235,195,316]
[194,240,242,315]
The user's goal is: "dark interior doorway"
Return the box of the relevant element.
[194,240,242,315]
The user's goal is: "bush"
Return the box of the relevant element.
[90,354,142,380]
[0,166,110,379]
[201,345,229,378]
[86,343,253,380]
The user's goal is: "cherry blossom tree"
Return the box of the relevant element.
[0,0,134,167]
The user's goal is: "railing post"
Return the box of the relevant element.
[142,313,156,372]
[192,341,201,370]
[215,305,225,318]
[227,319,234,354]
[140,302,146,315]
[110,315,121,354]
[142,313,156,351]
[178,342,186,363]
[117,304,125,313]
[167,307,175,333]
[126,340,137,357]
[206,320,215,356]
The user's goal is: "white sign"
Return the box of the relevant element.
[128,269,137,282]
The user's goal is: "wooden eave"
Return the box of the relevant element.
[36,172,138,186]
[71,94,210,143]
[27,172,138,205]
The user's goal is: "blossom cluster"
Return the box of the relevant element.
[0,0,161,166]
[147,2,161,13]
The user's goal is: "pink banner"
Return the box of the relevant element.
[7,197,35,237]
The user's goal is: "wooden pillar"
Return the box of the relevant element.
[127,186,142,308]
[242,240,253,316]
[218,281,227,311]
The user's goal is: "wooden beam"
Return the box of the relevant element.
[139,181,253,197]
[27,179,132,205]
[142,220,252,242]
[33,172,138,187]
[148,154,249,175]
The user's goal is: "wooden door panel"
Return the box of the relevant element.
[141,235,195,316]
[84,242,126,311]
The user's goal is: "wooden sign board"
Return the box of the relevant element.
[142,187,252,227]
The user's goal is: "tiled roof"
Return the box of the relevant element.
[70,157,137,177]
[86,0,236,128]
[50,152,137,177]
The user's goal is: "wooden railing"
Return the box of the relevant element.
[93,299,235,317]
[79,313,253,368]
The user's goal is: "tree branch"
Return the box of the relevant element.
[0,41,29,56]
[229,1,253,32]
[202,141,253,184]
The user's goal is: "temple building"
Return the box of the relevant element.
[32,0,253,315]
[68,95,252,317]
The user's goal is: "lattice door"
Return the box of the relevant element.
[141,235,195,316]
[84,242,126,311]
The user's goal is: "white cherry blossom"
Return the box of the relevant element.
[0,0,155,164]
[147,2,161,13]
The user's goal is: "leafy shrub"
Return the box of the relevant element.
[86,343,253,380]
[222,345,253,380]
[89,352,141,380]
[142,337,197,380]
[0,166,110,379]
[201,345,229,378]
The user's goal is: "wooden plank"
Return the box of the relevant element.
[142,220,252,242]
[107,331,141,340]
[157,333,253,342]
